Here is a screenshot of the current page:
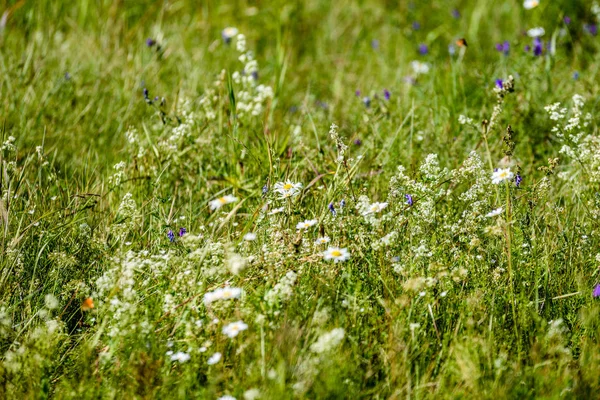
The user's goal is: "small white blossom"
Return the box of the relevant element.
[209,195,238,210]
[222,320,249,338]
[491,168,514,184]
[323,247,351,263]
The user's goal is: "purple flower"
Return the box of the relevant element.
[533,38,543,56]
[64,72,71,80]
[524,44,531,52]
[167,229,175,242]
[495,79,504,89]
[146,38,156,47]
[340,199,346,208]
[262,184,269,195]
[355,90,361,97]
[371,39,379,50]
[412,21,421,30]
[363,97,371,108]
[515,173,522,187]
[593,284,600,298]
[405,194,414,206]
[563,16,571,25]
[584,24,598,36]
[179,227,187,237]
[354,138,362,146]
[451,9,461,19]
[328,202,336,216]
[418,43,428,55]
[383,89,390,101]
[573,71,580,80]
[495,41,510,55]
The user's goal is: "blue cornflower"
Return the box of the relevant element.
[383,89,391,101]
[355,90,361,97]
[418,43,428,55]
[573,71,580,80]
[533,38,543,56]
[495,41,510,55]
[328,202,336,216]
[340,199,346,208]
[354,139,362,146]
[495,79,504,89]
[412,21,421,30]
[262,184,269,196]
[167,229,175,242]
[451,9,461,19]
[564,16,571,25]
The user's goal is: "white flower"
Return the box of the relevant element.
[362,202,388,216]
[310,328,345,353]
[410,60,430,75]
[243,232,257,241]
[222,27,239,41]
[218,396,236,400]
[323,247,351,263]
[207,352,222,365]
[315,236,331,245]
[485,207,504,217]
[527,27,545,37]
[523,0,539,10]
[273,180,303,199]
[296,219,318,230]
[170,351,191,363]
[209,195,238,210]
[491,168,514,184]
[204,287,243,305]
[243,388,261,400]
[268,206,285,215]
[222,320,249,338]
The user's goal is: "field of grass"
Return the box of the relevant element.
[2,0,600,398]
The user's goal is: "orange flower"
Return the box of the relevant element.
[81,297,94,311]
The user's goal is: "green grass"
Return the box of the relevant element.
[1,0,600,398]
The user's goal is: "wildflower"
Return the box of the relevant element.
[311,328,345,353]
[179,227,186,237]
[584,24,598,36]
[495,79,504,89]
[340,199,346,208]
[315,236,331,245]
[244,389,261,400]
[418,43,428,55]
[262,184,269,196]
[323,247,351,263]
[296,219,318,230]
[167,229,175,242]
[573,71,580,80]
[362,97,371,107]
[273,180,303,199]
[410,60,430,75]
[353,138,362,146]
[218,396,236,400]
[383,89,391,100]
[523,0,539,10]
[515,173,523,187]
[491,168,514,184]
[405,194,414,206]
[170,351,191,363]
[371,39,379,49]
[564,16,571,25]
[81,297,94,311]
[45,294,59,309]
[204,287,243,305]
[527,27,545,37]
[451,9,461,19]
[207,352,222,365]
[363,202,388,215]
[412,21,421,30]
[268,206,285,215]
[328,202,337,216]
[495,41,510,55]
[209,194,238,210]
[221,27,239,44]
[448,44,456,56]
[486,207,504,217]
[243,232,257,241]
[146,38,156,47]
[355,90,361,97]
[533,37,543,56]
[222,320,249,338]
[593,284,600,298]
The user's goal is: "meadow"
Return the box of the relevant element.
[1,0,600,398]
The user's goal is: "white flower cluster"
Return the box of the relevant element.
[264,271,297,306]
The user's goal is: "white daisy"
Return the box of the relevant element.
[221,27,239,42]
[486,207,504,217]
[207,352,222,365]
[315,236,331,245]
[204,287,242,305]
[209,194,238,210]
[170,351,191,363]
[323,247,351,263]
[273,180,303,199]
[222,320,248,338]
[217,396,236,400]
[363,202,388,216]
[296,219,318,230]
[268,206,285,215]
[491,168,514,184]
[243,232,257,241]
[523,0,539,10]
[527,27,545,37]
[410,60,430,75]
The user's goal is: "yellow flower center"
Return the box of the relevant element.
[218,197,227,204]
[283,183,293,190]
[331,250,342,257]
